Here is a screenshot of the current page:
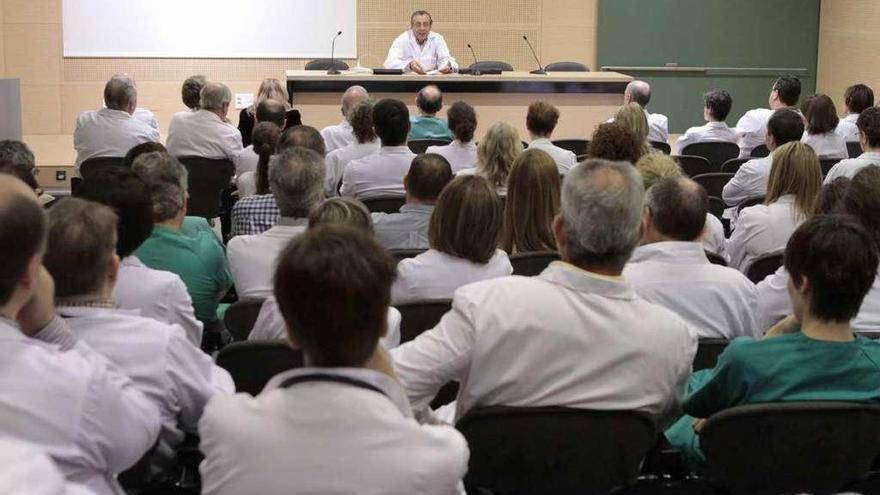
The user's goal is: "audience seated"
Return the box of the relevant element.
[500,149,559,253]
[200,225,467,494]
[373,153,452,251]
[236,122,282,198]
[619,80,669,143]
[123,141,166,168]
[325,100,380,196]
[728,142,821,271]
[132,152,233,325]
[615,103,653,157]
[320,85,369,153]
[0,140,53,206]
[426,101,478,172]
[675,89,738,154]
[458,121,523,196]
[166,82,243,160]
[391,160,696,424]
[525,101,577,173]
[800,93,847,160]
[588,122,644,164]
[237,78,302,148]
[836,83,874,142]
[234,99,287,182]
[178,74,208,112]
[666,214,880,467]
[735,75,801,158]
[623,177,759,338]
[825,106,880,182]
[409,85,453,140]
[44,197,234,469]
[0,175,160,495]
[722,108,805,206]
[73,74,160,174]
[77,167,204,347]
[227,148,324,299]
[341,99,416,199]
[392,175,512,304]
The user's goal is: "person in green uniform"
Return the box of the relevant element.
[408,85,453,141]
[666,214,880,466]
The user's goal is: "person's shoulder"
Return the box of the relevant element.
[201,391,266,431]
[429,31,446,42]
[650,112,668,124]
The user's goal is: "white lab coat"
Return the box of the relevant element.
[722,154,773,206]
[802,131,847,160]
[675,121,739,155]
[73,108,160,172]
[836,113,861,142]
[166,110,243,160]
[0,437,94,495]
[233,145,259,177]
[426,140,478,173]
[372,203,434,251]
[527,138,578,174]
[384,31,458,72]
[340,145,416,199]
[391,249,513,305]
[703,213,726,257]
[824,151,880,184]
[735,108,774,158]
[325,139,380,196]
[227,219,309,300]
[727,195,804,271]
[320,120,356,154]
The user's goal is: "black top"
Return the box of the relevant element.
[238,108,303,147]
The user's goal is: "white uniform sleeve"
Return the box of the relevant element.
[384,36,412,70]
[722,162,760,206]
[163,276,204,348]
[434,35,458,71]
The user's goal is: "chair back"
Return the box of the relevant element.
[707,196,725,219]
[223,299,265,342]
[750,144,770,158]
[551,139,590,156]
[304,59,350,71]
[701,401,880,495]
[691,173,734,199]
[390,248,426,263]
[408,138,451,154]
[395,299,452,343]
[215,340,304,395]
[177,157,234,218]
[674,155,717,177]
[361,196,405,214]
[704,250,727,267]
[650,141,671,155]
[693,338,729,371]
[820,158,840,177]
[544,61,590,72]
[745,250,784,284]
[681,142,740,169]
[457,406,656,495]
[720,157,750,174]
[470,61,514,72]
[510,250,560,276]
[847,141,863,158]
[80,156,125,181]
[736,195,765,214]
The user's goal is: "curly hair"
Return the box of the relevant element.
[348,100,376,144]
[588,123,643,164]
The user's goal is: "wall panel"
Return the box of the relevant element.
[816,0,880,111]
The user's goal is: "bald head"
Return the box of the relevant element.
[104,74,138,113]
[341,85,369,117]
[625,80,652,107]
[0,175,46,309]
[416,85,443,115]
[645,177,708,242]
[256,99,287,128]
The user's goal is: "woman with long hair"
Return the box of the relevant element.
[614,102,652,158]
[459,121,523,195]
[801,93,848,160]
[500,149,560,253]
[237,78,302,147]
[236,122,281,198]
[324,100,379,196]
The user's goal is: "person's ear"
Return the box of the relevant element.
[640,206,651,242]
[379,317,389,338]
[285,326,301,350]
[553,214,567,257]
[19,255,42,293]
[403,174,410,191]
[860,131,868,150]
[107,253,120,286]
[766,133,776,150]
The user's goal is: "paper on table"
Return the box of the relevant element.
[426,69,441,75]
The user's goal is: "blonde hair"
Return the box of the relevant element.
[249,78,291,115]
[766,141,822,218]
[500,149,560,253]
[477,122,523,187]
[615,102,651,156]
[636,153,683,190]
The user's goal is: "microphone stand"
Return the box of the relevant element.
[467,44,482,76]
[328,31,343,75]
[523,35,546,75]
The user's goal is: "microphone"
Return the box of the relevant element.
[467,44,482,76]
[328,31,343,75]
[522,35,546,75]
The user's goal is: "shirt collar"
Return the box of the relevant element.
[56,305,141,318]
[196,109,223,123]
[704,121,728,128]
[530,138,552,146]
[277,217,309,227]
[629,241,709,265]
[380,145,414,154]
[537,261,635,300]
[858,151,880,161]
[98,108,133,119]
[399,203,434,214]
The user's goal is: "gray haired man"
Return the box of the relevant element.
[167,81,243,160]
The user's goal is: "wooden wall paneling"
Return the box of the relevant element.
[3,0,59,23]
[4,23,62,84]
[21,83,62,134]
[817,0,880,111]
[540,0,597,69]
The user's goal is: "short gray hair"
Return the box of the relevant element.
[0,140,37,189]
[560,159,644,268]
[625,80,651,107]
[200,82,232,111]
[104,74,138,111]
[131,152,188,222]
[341,85,368,116]
[269,147,325,218]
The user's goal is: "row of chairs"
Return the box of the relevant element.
[303,59,591,73]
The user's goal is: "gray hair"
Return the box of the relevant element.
[269,147,326,218]
[625,80,651,107]
[200,82,233,111]
[104,74,138,111]
[560,159,644,269]
[341,85,369,116]
[131,152,188,222]
[0,140,37,189]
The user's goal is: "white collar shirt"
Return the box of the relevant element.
[227,219,309,300]
[113,255,203,348]
[321,120,356,154]
[0,437,94,495]
[624,242,759,339]
[340,145,416,199]
[802,131,848,160]
[824,151,880,184]
[454,167,507,196]
[325,139,380,196]
[646,110,669,143]
[727,195,803,271]
[384,31,459,72]
[233,145,259,177]
[198,367,467,495]
[735,108,774,158]
[133,107,160,133]
[166,110,243,160]
[73,108,160,172]
[391,249,513,305]
[372,203,434,250]
[721,153,774,206]
[836,113,861,142]
[703,213,726,257]
[675,121,739,155]
[426,140,478,173]
[390,262,697,426]
[527,138,577,173]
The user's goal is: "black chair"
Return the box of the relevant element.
[223,299,265,342]
[390,248,426,263]
[544,61,590,72]
[395,299,452,344]
[361,196,405,214]
[304,59,350,71]
[551,139,590,156]
[674,155,716,177]
[177,157,234,218]
[750,144,770,158]
[720,157,750,174]
[469,61,514,72]
[736,195,765,214]
[701,402,880,495]
[691,173,734,199]
[651,141,672,155]
[847,141,863,158]
[79,156,126,181]
[408,138,451,154]
[457,406,655,495]
[681,142,740,170]
[820,158,841,177]
[705,250,727,267]
[693,338,729,371]
[510,251,560,276]
[708,196,725,219]
[215,340,304,395]
[745,250,784,284]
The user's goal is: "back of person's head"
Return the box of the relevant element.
[0,176,46,307]
[772,75,802,106]
[501,149,560,253]
[857,107,880,149]
[341,85,369,117]
[589,123,642,164]
[766,141,821,217]
[308,197,373,234]
[76,167,153,258]
[767,108,806,147]
[406,153,453,202]
[131,152,188,222]
[635,153,682,189]
[816,177,851,215]
[477,121,522,187]
[429,175,501,264]
[255,78,289,108]
[269,147,325,218]
[252,122,282,195]
[273,225,397,366]
[802,94,839,135]
[0,140,38,190]
[277,125,326,156]
[560,159,644,270]
[615,102,649,142]
[646,177,708,242]
[200,82,232,111]
[785,215,878,323]
[626,80,651,106]
[123,141,166,168]
[372,99,410,146]
[349,100,377,144]
[255,99,287,128]
[446,101,477,143]
[104,74,137,111]
[416,85,443,115]
[526,101,561,137]
[845,166,880,249]
[44,198,118,298]
[181,75,207,110]
[704,89,733,121]
[845,84,875,114]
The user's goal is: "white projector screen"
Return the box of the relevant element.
[62,0,357,58]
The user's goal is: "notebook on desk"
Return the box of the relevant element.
[372,68,404,75]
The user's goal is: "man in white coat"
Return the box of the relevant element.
[825,106,880,183]
[675,89,739,154]
[384,11,458,74]
[735,75,801,158]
